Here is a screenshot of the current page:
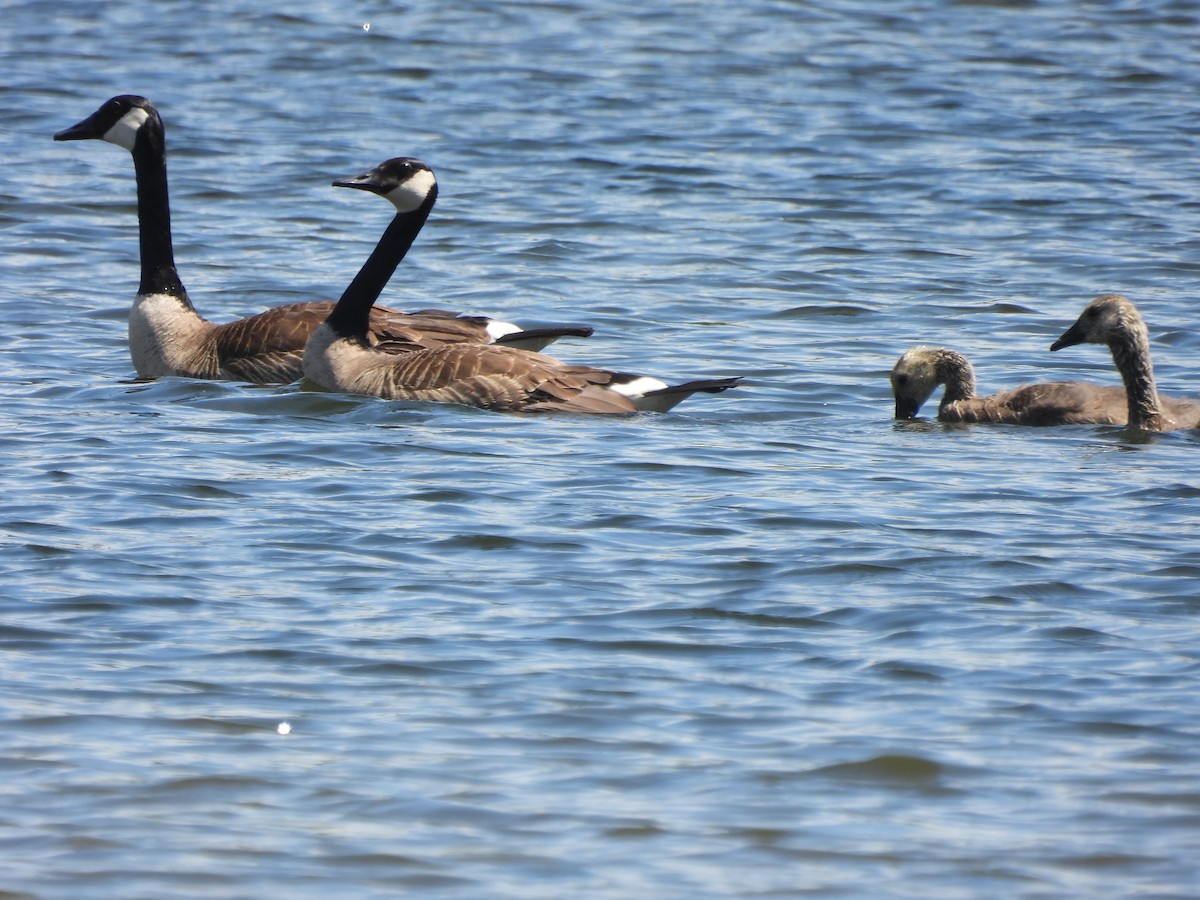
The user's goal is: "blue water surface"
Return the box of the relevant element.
[3,1,1200,896]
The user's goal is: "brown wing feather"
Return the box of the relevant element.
[211,303,331,382]
[372,345,639,414]
[942,382,1129,426]
[367,308,494,350]
[525,384,640,415]
[208,302,525,382]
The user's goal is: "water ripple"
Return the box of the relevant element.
[4,0,1200,896]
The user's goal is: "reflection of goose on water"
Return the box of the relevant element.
[1051,293,1200,432]
[890,345,1128,426]
[54,95,590,384]
[303,157,741,415]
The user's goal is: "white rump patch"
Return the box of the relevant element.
[485,319,522,341]
[103,107,151,151]
[385,168,437,213]
[609,375,669,398]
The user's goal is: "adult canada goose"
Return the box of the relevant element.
[890,345,1129,425]
[1050,293,1200,431]
[53,95,590,383]
[304,157,741,414]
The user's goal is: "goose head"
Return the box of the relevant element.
[890,346,944,419]
[54,95,161,152]
[1050,293,1143,352]
[333,157,438,213]
[890,346,976,419]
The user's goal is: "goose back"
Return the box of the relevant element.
[305,326,739,415]
[941,382,1128,426]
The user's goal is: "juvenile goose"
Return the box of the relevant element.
[1050,293,1200,431]
[53,95,589,383]
[890,345,1128,425]
[304,157,740,414]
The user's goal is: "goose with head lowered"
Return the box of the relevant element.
[303,157,741,414]
[1050,293,1200,432]
[53,95,591,383]
[890,345,1130,426]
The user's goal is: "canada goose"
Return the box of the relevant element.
[303,157,741,414]
[1050,293,1200,431]
[53,95,590,383]
[890,345,1129,425]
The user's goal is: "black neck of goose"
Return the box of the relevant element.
[326,188,437,340]
[1110,328,1163,430]
[130,122,189,303]
[938,349,976,404]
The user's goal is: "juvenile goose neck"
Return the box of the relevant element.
[937,349,976,404]
[129,125,189,303]
[1109,323,1164,430]
[326,190,437,340]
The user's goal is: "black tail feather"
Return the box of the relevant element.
[495,325,595,345]
[644,376,742,398]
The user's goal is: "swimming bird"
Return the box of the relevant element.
[1050,293,1200,431]
[303,157,741,414]
[53,95,590,383]
[890,345,1128,425]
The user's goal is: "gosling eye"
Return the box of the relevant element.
[895,374,908,387]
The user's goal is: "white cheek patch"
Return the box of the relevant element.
[385,168,436,212]
[103,107,151,151]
